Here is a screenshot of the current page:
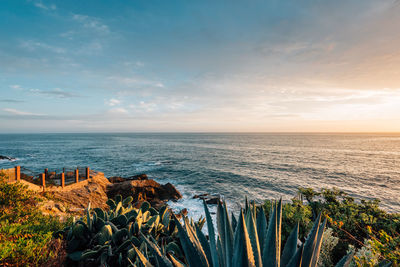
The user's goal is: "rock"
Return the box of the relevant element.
[108,177,126,183]
[205,197,222,205]
[108,174,148,184]
[107,179,182,208]
[193,193,209,199]
[55,203,66,212]
[193,193,221,205]
[161,183,182,200]
[0,155,16,161]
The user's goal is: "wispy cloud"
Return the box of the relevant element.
[72,14,109,34]
[108,107,128,114]
[106,98,121,106]
[3,108,44,116]
[0,99,25,103]
[20,40,66,54]
[29,88,80,98]
[33,1,56,11]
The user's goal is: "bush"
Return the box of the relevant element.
[0,171,70,266]
[263,187,400,266]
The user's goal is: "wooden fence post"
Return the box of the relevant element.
[61,172,65,188]
[44,168,48,180]
[41,173,45,191]
[75,168,79,183]
[86,167,90,179]
[15,166,20,182]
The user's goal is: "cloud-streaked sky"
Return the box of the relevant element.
[1,0,400,132]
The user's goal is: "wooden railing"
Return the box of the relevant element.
[12,165,91,191]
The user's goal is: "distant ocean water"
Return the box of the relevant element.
[1,133,399,217]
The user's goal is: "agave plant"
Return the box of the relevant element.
[54,195,202,266]
[140,199,354,267]
[55,195,354,266]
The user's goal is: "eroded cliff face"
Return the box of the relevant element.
[34,171,182,218]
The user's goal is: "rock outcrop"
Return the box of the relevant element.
[107,177,182,209]
[0,155,16,161]
[108,174,148,183]
[193,193,222,205]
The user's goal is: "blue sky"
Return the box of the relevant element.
[1,0,400,132]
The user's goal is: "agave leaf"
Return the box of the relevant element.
[245,208,262,267]
[87,202,92,232]
[141,201,151,212]
[169,253,186,267]
[217,202,227,265]
[123,196,133,206]
[115,201,123,215]
[256,207,267,254]
[163,211,171,227]
[106,199,116,209]
[281,222,300,267]
[141,233,174,267]
[277,199,282,258]
[222,201,234,267]
[310,218,327,266]
[231,212,238,233]
[166,242,183,257]
[262,201,280,267]
[217,236,225,267]
[81,250,98,260]
[300,213,322,267]
[195,224,213,266]
[203,200,219,267]
[173,214,209,267]
[286,243,304,267]
[334,252,354,267]
[232,210,256,267]
[133,245,154,267]
[98,225,113,245]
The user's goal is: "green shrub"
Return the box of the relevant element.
[263,187,400,266]
[0,172,70,266]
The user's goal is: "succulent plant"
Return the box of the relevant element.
[143,199,354,267]
[55,195,354,267]
[54,194,189,266]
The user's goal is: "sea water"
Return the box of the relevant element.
[1,133,399,218]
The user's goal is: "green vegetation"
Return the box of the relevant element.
[57,194,340,267]
[1,167,398,267]
[56,194,204,266]
[263,188,400,266]
[0,171,71,266]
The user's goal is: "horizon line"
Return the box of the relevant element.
[1,131,400,135]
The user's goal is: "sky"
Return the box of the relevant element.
[1,0,400,133]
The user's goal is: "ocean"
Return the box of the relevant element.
[1,133,399,217]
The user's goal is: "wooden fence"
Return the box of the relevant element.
[9,165,91,191]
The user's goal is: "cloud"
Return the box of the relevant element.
[10,85,22,90]
[3,108,44,116]
[20,40,66,54]
[29,88,80,98]
[107,76,164,89]
[108,107,128,114]
[72,14,109,34]
[33,1,56,10]
[0,99,25,103]
[106,98,121,106]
